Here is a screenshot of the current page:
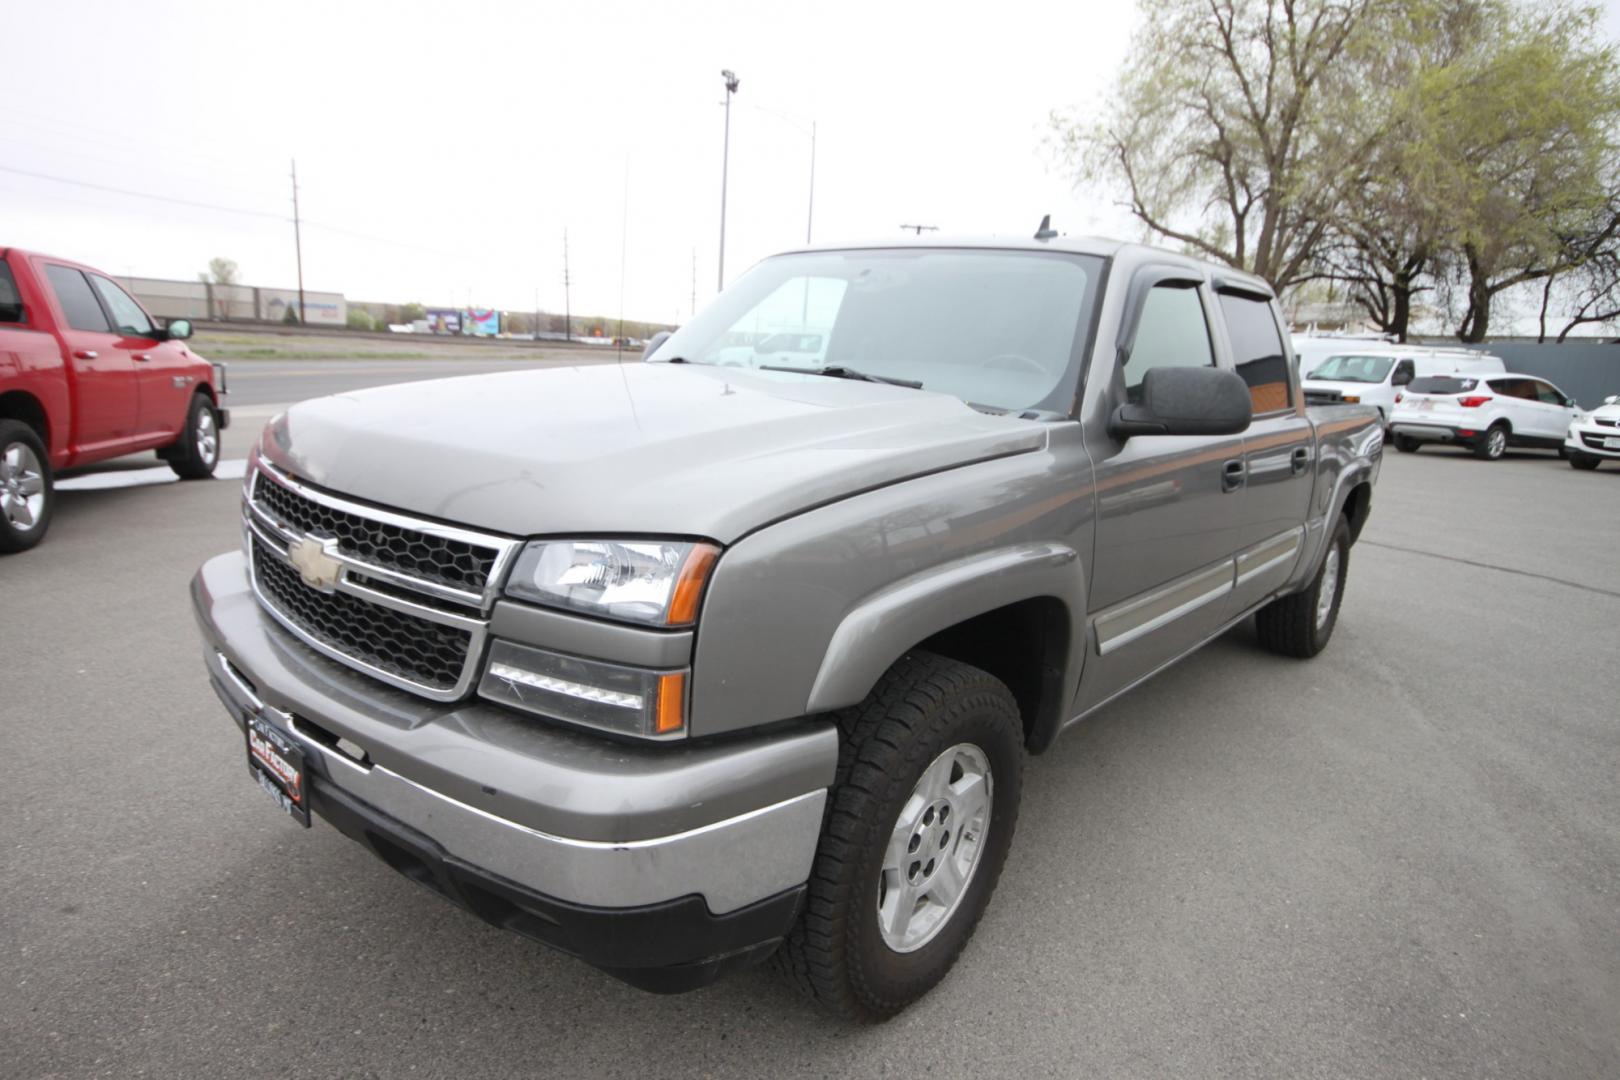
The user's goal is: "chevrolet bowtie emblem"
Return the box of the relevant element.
[288,536,343,592]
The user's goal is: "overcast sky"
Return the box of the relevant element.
[1,0,1145,322]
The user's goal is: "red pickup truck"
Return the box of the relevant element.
[0,247,227,552]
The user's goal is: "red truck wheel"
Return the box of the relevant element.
[0,420,53,553]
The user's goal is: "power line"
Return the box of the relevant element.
[0,164,286,221]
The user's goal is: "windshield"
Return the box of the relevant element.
[1307,354,1397,383]
[647,248,1103,414]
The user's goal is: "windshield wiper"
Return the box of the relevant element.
[759,365,923,389]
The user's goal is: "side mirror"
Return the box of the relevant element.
[1109,366,1253,439]
[1605,395,1619,406]
[164,318,193,341]
[642,330,673,360]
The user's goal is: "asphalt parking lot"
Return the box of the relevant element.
[4,364,1618,1079]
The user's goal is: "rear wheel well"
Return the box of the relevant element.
[0,390,49,447]
[1341,482,1372,544]
[914,596,1069,752]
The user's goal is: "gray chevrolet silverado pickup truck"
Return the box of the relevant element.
[193,235,1381,1020]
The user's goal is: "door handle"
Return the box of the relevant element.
[1291,447,1311,474]
[73,349,98,360]
[134,353,153,362]
[1222,459,1246,492]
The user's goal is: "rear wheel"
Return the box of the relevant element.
[167,393,221,479]
[1474,423,1508,460]
[1256,516,1349,659]
[1569,452,1601,471]
[0,420,53,554]
[775,651,1023,1022]
[1393,435,1421,453]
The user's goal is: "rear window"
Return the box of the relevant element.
[0,261,22,324]
[1407,376,1477,395]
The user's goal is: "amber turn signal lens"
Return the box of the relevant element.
[656,672,687,734]
[666,544,720,626]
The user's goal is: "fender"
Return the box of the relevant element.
[1289,422,1381,593]
[805,540,1086,717]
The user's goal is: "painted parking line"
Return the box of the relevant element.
[57,458,249,492]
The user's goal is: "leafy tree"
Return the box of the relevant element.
[200,256,241,319]
[282,303,301,325]
[399,302,426,323]
[1057,0,1389,291]
[1414,2,1620,340]
[346,308,375,331]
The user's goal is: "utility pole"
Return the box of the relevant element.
[290,159,306,324]
[690,248,697,318]
[718,69,739,291]
[807,121,816,244]
[562,230,572,343]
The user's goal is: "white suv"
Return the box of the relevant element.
[1566,394,1620,470]
[1390,373,1580,460]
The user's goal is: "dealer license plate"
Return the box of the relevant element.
[1604,436,1620,449]
[246,713,310,827]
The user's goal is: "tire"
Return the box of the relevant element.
[168,393,221,479]
[0,420,54,554]
[774,651,1024,1022]
[1569,452,1600,471]
[1473,423,1508,460]
[1256,515,1349,659]
[1393,435,1421,453]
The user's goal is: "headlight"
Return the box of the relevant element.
[504,539,720,626]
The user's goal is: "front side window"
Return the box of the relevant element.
[1123,284,1214,404]
[44,265,111,333]
[648,248,1103,415]
[89,274,154,336]
[1533,380,1566,405]
[1307,354,1396,384]
[1218,291,1292,413]
[1392,359,1416,385]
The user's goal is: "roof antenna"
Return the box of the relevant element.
[1034,214,1058,241]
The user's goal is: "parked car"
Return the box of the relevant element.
[1389,373,1580,459]
[1299,341,1504,430]
[1566,394,1620,469]
[0,247,228,552]
[192,235,1381,1020]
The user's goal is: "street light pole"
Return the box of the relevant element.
[718,69,739,292]
[806,120,816,244]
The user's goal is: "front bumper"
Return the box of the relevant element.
[193,550,835,989]
[1567,427,1620,458]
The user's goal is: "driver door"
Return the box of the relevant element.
[1077,272,1245,713]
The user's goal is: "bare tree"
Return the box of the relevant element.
[202,257,241,320]
[1057,0,1390,292]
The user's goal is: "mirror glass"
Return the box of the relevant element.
[167,318,193,340]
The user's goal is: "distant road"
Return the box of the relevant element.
[220,353,623,407]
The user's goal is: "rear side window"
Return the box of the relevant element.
[1488,377,1534,399]
[0,261,23,324]
[44,265,111,332]
[1408,376,1477,395]
[1218,292,1292,414]
[89,274,154,336]
[1123,284,1214,403]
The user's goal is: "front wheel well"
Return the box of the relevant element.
[913,596,1070,753]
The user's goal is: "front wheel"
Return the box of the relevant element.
[0,420,54,554]
[168,394,221,479]
[1569,452,1601,471]
[775,651,1024,1022]
[1256,516,1349,659]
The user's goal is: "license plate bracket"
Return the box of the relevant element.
[246,712,311,827]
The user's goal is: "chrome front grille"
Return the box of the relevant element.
[243,459,519,700]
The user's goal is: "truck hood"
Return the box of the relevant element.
[259,362,1047,542]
